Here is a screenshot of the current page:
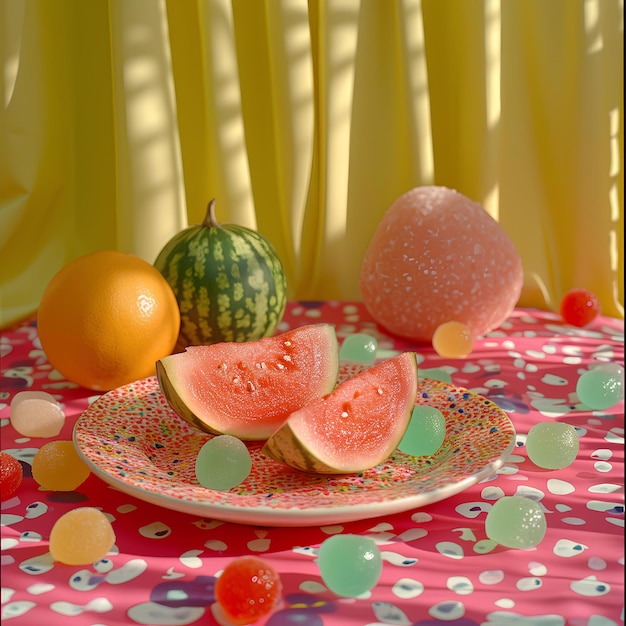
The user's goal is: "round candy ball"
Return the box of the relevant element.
[10,392,66,438]
[485,496,547,549]
[32,441,90,491]
[214,556,282,624]
[195,435,252,491]
[0,452,23,501]
[577,365,624,410]
[432,321,473,358]
[49,507,116,565]
[360,186,523,342]
[526,422,579,469]
[560,288,600,327]
[339,333,378,364]
[398,405,446,457]
[317,534,382,597]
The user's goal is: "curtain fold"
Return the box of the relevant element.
[1,0,623,328]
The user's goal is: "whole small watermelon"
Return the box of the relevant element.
[154,199,287,349]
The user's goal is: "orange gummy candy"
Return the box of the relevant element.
[32,441,90,491]
[49,507,116,565]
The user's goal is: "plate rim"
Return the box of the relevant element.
[73,377,516,527]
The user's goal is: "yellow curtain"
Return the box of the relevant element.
[1,0,623,329]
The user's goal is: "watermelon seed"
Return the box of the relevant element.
[283,355,292,362]
[247,381,256,392]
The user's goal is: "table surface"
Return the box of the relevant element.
[1,301,624,626]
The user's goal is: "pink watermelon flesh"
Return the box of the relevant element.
[262,352,418,473]
[156,324,339,441]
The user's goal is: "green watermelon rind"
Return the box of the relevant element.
[261,352,419,474]
[154,216,287,349]
[156,324,339,441]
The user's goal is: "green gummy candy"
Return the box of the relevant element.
[317,534,382,597]
[195,435,251,491]
[485,496,546,549]
[339,334,378,364]
[576,367,624,410]
[398,405,446,457]
[526,422,579,469]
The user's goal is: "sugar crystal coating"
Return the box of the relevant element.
[317,534,382,597]
[0,452,23,501]
[49,507,115,565]
[485,496,546,549]
[10,396,66,438]
[32,440,90,491]
[10,390,58,410]
[360,186,523,342]
[526,422,579,469]
[214,555,282,624]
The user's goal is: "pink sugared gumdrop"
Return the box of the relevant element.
[359,186,523,342]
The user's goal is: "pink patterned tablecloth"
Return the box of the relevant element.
[1,301,624,626]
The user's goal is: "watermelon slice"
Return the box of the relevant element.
[261,352,419,474]
[156,324,339,441]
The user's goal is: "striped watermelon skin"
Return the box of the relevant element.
[154,200,287,349]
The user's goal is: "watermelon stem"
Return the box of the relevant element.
[203,198,219,228]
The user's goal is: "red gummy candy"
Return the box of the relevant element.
[215,556,282,625]
[560,288,600,327]
[1,452,23,501]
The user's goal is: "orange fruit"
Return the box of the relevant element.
[37,250,181,391]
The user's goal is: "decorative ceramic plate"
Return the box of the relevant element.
[73,377,515,527]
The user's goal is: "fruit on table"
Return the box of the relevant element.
[157,324,339,441]
[360,186,523,342]
[37,250,180,391]
[261,352,419,473]
[154,199,287,350]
